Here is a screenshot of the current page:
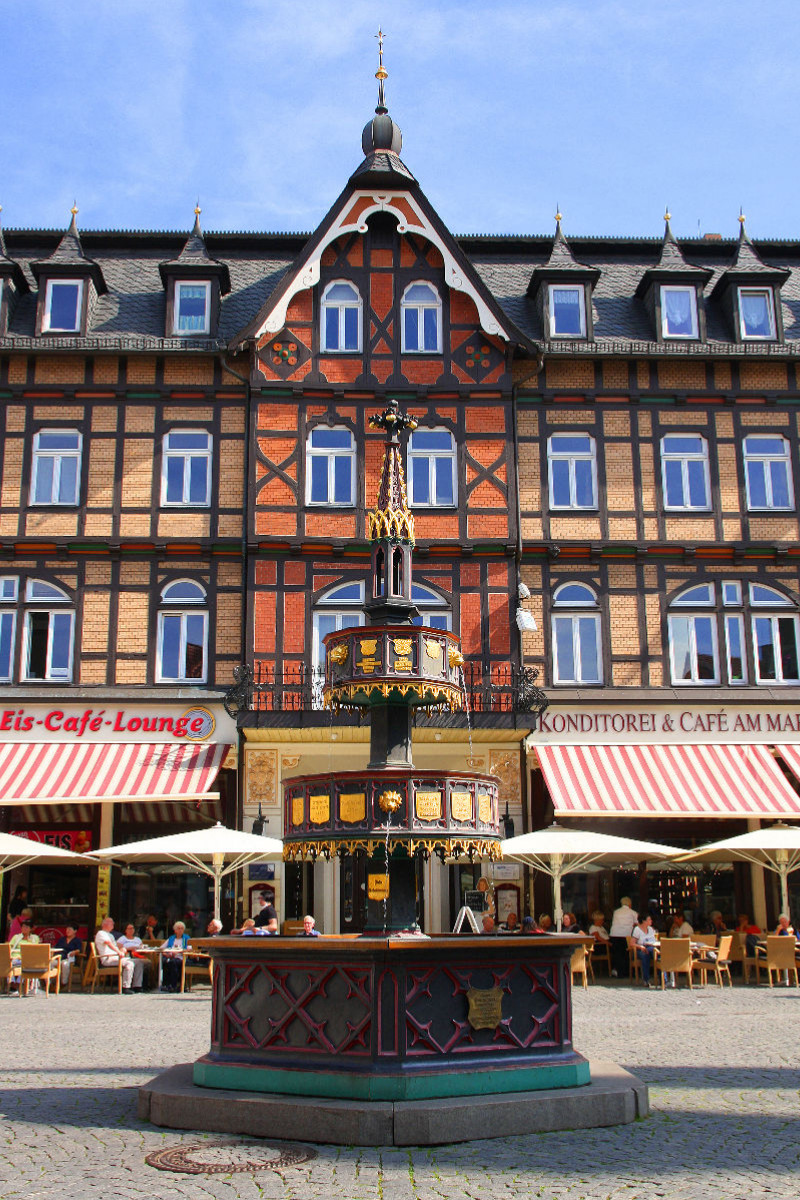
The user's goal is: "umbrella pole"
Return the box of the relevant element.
[212,853,224,922]
[779,864,790,918]
[552,855,564,932]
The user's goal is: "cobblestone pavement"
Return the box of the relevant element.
[0,982,798,1199]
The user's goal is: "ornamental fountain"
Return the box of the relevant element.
[140,401,648,1145]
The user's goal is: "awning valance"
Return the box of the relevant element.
[0,742,228,806]
[537,743,800,819]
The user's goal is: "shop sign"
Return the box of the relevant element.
[492,863,521,881]
[530,704,800,746]
[367,873,389,901]
[96,865,111,923]
[11,829,92,853]
[0,703,236,744]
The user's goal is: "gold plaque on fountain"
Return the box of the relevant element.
[466,986,503,1030]
[392,637,413,671]
[451,791,472,822]
[329,643,348,666]
[367,873,390,901]
[291,796,304,827]
[416,791,442,820]
[309,794,330,825]
[360,638,378,656]
[424,638,441,660]
[357,657,380,673]
[339,793,366,823]
[478,793,493,823]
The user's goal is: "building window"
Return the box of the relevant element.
[31,430,82,506]
[22,580,74,682]
[0,578,17,682]
[551,583,602,685]
[307,426,355,506]
[743,436,793,511]
[401,282,441,353]
[738,287,775,340]
[722,580,742,606]
[161,430,212,506]
[42,279,84,333]
[410,583,452,631]
[157,580,207,683]
[174,282,211,334]
[408,429,456,506]
[321,281,362,352]
[667,584,718,685]
[748,583,799,684]
[725,614,747,684]
[549,285,586,337]
[661,435,710,510]
[660,285,698,338]
[548,434,597,509]
[313,581,365,704]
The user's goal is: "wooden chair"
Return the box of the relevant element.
[693,934,718,948]
[657,938,693,989]
[735,932,762,984]
[626,936,642,982]
[591,940,612,976]
[19,943,60,996]
[694,934,734,987]
[764,936,800,988]
[181,952,212,993]
[570,944,591,989]
[0,943,20,994]
[66,943,87,992]
[84,941,123,993]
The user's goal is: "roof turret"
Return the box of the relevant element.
[30,205,106,293]
[159,206,231,293]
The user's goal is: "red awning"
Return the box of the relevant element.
[0,742,227,806]
[537,743,800,819]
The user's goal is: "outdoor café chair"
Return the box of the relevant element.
[84,942,123,994]
[19,943,60,997]
[591,940,612,976]
[570,944,591,990]
[626,936,642,983]
[65,943,86,992]
[692,934,732,987]
[657,938,693,989]
[181,952,213,993]
[764,936,800,988]
[0,943,20,994]
[693,933,718,948]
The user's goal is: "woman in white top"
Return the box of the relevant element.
[609,897,638,978]
[632,913,658,986]
[589,910,610,941]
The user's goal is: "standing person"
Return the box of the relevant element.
[160,921,190,992]
[96,917,143,993]
[253,893,278,933]
[8,886,28,921]
[8,909,33,940]
[54,925,83,988]
[609,896,638,978]
[632,912,658,987]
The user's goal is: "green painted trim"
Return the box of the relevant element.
[193,1058,590,1101]
[640,395,675,404]
[517,393,543,403]
[126,390,161,399]
[260,388,294,397]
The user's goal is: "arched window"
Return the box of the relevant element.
[306,426,355,506]
[157,580,207,683]
[321,281,362,352]
[408,428,456,506]
[661,435,710,510]
[22,579,74,682]
[401,282,441,353]
[743,436,793,511]
[161,429,212,506]
[410,583,451,631]
[313,581,365,669]
[668,584,719,685]
[551,583,601,684]
[749,584,800,684]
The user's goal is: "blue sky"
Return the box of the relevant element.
[1,1,798,241]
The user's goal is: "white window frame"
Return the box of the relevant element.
[408,428,456,508]
[174,281,211,335]
[320,280,362,353]
[548,284,586,338]
[0,608,16,682]
[660,285,699,339]
[752,613,800,685]
[743,435,794,512]
[0,577,19,602]
[671,583,715,607]
[551,584,602,685]
[725,613,748,685]
[42,278,84,333]
[401,281,442,354]
[306,426,355,506]
[749,583,793,608]
[161,430,213,507]
[156,609,208,683]
[410,583,452,630]
[22,602,74,682]
[667,612,720,685]
[738,287,776,341]
[30,430,82,507]
[722,581,742,607]
[161,579,206,604]
[660,435,711,511]
[547,434,598,510]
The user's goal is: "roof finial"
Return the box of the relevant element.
[375,27,388,114]
[192,200,202,236]
[68,201,79,235]
[738,206,748,240]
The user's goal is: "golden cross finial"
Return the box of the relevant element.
[375,28,388,110]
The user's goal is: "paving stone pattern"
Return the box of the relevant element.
[0,983,798,1199]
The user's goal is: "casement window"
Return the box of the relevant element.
[549,285,586,337]
[42,279,84,333]
[31,430,82,506]
[321,281,362,352]
[410,583,452,631]
[743,436,793,511]
[161,430,212,506]
[313,581,365,705]
[548,434,597,509]
[408,429,456,506]
[22,580,74,682]
[661,435,710,510]
[401,282,441,353]
[0,578,18,682]
[660,285,698,339]
[738,287,776,340]
[306,426,355,506]
[156,580,207,683]
[551,583,602,685]
[668,587,718,685]
[174,282,211,334]
[750,584,800,684]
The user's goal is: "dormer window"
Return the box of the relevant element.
[42,279,84,333]
[321,281,362,352]
[401,282,441,353]
[549,285,586,337]
[174,282,211,335]
[660,285,698,339]
[738,287,775,340]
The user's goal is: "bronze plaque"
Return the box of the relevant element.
[415,790,442,820]
[367,873,389,901]
[466,986,504,1030]
[450,791,472,822]
[291,796,304,827]
[309,794,330,825]
[478,793,493,824]
[339,792,366,823]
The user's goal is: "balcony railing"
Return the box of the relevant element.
[225,661,547,718]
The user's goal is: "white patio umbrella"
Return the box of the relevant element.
[679,822,800,918]
[0,830,93,877]
[500,823,684,931]
[91,823,283,921]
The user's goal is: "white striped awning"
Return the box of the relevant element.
[0,742,228,806]
[537,743,800,819]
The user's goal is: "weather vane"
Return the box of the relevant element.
[375,27,388,112]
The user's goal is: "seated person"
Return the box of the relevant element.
[521,915,543,934]
[499,912,519,932]
[185,918,223,967]
[300,914,321,937]
[116,923,144,952]
[561,912,584,934]
[10,919,40,964]
[160,921,190,992]
[54,925,83,986]
[736,913,762,958]
[137,914,162,941]
[96,917,144,993]
[589,910,610,941]
[705,910,728,937]
[481,914,496,935]
[253,894,278,933]
[632,912,658,986]
[538,913,553,933]
[667,912,694,938]
[775,914,795,936]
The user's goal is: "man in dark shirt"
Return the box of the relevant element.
[253,894,278,933]
[54,925,83,987]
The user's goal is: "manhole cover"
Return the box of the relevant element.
[145,1139,316,1174]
